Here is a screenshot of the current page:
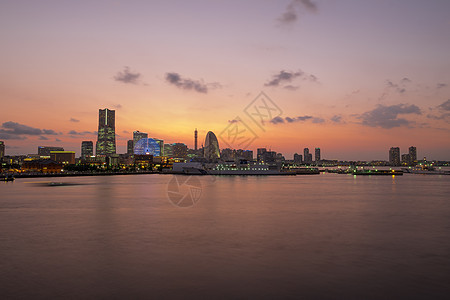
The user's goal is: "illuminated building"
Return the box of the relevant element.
[153,139,164,156]
[127,140,134,155]
[50,151,76,164]
[22,159,62,173]
[164,144,173,157]
[133,131,148,148]
[134,138,161,156]
[38,146,64,157]
[81,141,93,158]
[409,146,417,163]
[134,155,153,168]
[204,131,220,161]
[96,108,116,156]
[315,148,321,162]
[389,147,400,166]
[0,141,4,160]
[172,143,188,159]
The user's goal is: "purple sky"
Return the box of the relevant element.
[1,0,449,160]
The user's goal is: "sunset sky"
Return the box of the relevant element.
[1,0,449,160]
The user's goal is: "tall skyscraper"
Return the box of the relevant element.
[96,108,116,156]
[315,148,321,162]
[389,147,400,166]
[81,141,93,158]
[194,128,198,151]
[303,148,312,163]
[133,131,148,149]
[409,146,417,163]
[0,141,5,160]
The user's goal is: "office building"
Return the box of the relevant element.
[164,144,173,157]
[133,131,148,148]
[409,146,417,163]
[204,131,220,161]
[389,147,400,166]
[401,153,411,165]
[315,148,321,162]
[293,153,302,164]
[127,140,134,155]
[173,143,188,159]
[257,148,267,162]
[96,108,116,156]
[153,139,164,156]
[81,141,93,158]
[50,151,76,165]
[303,148,312,164]
[38,146,64,157]
[0,141,4,160]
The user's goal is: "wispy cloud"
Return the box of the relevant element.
[359,104,421,129]
[68,130,96,136]
[114,66,142,84]
[165,72,220,94]
[69,118,79,123]
[0,121,58,140]
[270,115,324,124]
[427,99,450,122]
[278,0,318,25]
[331,115,343,123]
[264,69,318,89]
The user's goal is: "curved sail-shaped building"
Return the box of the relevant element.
[204,131,220,161]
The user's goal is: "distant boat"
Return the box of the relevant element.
[402,165,450,175]
[208,163,295,175]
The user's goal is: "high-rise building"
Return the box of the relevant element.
[315,148,321,162]
[164,143,173,157]
[303,148,312,164]
[81,141,93,158]
[133,131,148,149]
[409,146,417,163]
[38,146,64,157]
[204,131,220,161]
[389,147,400,166]
[194,128,198,151]
[257,148,267,162]
[153,139,164,156]
[0,141,5,160]
[96,108,116,156]
[293,153,302,164]
[127,140,134,155]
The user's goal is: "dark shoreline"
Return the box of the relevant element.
[2,171,157,179]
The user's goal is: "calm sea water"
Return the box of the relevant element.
[1,173,449,299]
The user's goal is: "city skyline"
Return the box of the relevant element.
[1,1,449,160]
